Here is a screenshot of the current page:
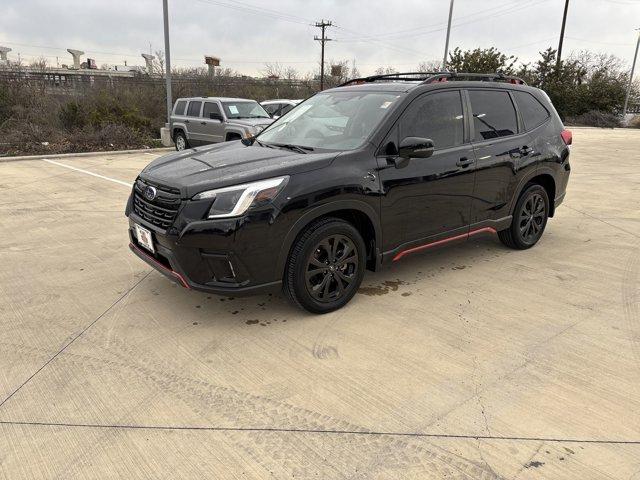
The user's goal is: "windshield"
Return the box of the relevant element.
[222,101,270,119]
[258,91,402,151]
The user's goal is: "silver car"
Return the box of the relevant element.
[170,97,274,151]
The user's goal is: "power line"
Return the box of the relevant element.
[188,0,313,26]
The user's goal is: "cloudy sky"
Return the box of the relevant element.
[1,0,639,76]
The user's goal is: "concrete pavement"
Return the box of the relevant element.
[0,129,639,479]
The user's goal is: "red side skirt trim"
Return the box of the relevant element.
[392,227,497,262]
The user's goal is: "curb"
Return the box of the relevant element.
[0,147,173,163]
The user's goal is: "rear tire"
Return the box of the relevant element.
[174,131,188,151]
[284,218,366,314]
[498,183,549,250]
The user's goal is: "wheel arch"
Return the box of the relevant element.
[510,169,557,218]
[171,126,186,141]
[276,201,382,279]
[225,130,243,141]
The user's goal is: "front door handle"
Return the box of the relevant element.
[184,119,190,124]
[456,157,474,168]
[200,121,207,125]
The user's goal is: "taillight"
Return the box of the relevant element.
[561,129,572,146]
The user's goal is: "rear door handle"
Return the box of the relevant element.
[200,121,207,125]
[184,119,190,124]
[456,157,474,168]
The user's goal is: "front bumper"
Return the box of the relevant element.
[127,212,283,296]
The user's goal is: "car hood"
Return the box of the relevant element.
[227,118,273,128]
[140,141,336,198]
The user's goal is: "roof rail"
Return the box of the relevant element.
[338,72,440,87]
[338,71,526,87]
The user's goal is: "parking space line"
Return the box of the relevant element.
[43,159,132,187]
[0,420,638,446]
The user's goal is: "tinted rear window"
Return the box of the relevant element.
[469,90,518,141]
[513,91,550,130]
[174,100,187,116]
[187,101,202,117]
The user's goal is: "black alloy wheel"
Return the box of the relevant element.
[284,218,366,313]
[305,234,359,303]
[498,183,549,250]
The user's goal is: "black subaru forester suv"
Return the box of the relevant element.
[126,72,571,313]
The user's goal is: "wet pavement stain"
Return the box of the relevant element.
[401,292,412,297]
[524,461,545,469]
[358,279,409,296]
[452,265,467,270]
[245,320,259,325]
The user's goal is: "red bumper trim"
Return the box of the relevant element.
[392,227,497,262]
[129,243,190,289]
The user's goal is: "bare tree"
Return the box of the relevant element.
[262,62,283,78]
[416,60,442,72]
[152,50,165,77]
[374,66,397,75]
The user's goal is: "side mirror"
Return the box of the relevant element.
[398,137,434,159]
[209,112,223,121]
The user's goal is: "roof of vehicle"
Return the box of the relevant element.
[175,97,260,102]
[329,71,531,94]
[260,99,302,104]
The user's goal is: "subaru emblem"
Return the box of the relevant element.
[144,186,157,201]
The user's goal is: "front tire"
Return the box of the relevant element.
[284,218,366,314]
[498,183,549,249]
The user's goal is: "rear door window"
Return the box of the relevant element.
[187,101,202,117]
[468,90,518,141]
[399,90,464,150]
[513,91,550,131]
[174,100,187,116]
[203,102,222,119]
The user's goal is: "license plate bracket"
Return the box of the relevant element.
[134,223,155,253]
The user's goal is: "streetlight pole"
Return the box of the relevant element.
[162,0,173,126]
[442,0,454,71]
[622,29,640,118]
[556,0,570,68]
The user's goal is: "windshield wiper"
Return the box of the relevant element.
[255,139,277,149]
[271,143,314,154]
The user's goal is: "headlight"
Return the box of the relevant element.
[193,176,289,218]
[244,125,265,138]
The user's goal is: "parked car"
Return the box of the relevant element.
[170,97,273,151]
[127,72,571,313]
[261,99,303,119]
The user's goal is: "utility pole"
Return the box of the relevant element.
[556,0,570,68]
[442,0,454,71]
[623,29,640,117]
[314,20,333,91]
[162,0,173,125]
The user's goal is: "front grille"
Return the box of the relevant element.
[133,178,182,230]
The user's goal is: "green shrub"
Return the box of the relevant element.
[59,101,88,131]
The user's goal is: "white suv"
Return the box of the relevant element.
[260,99,303,119]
